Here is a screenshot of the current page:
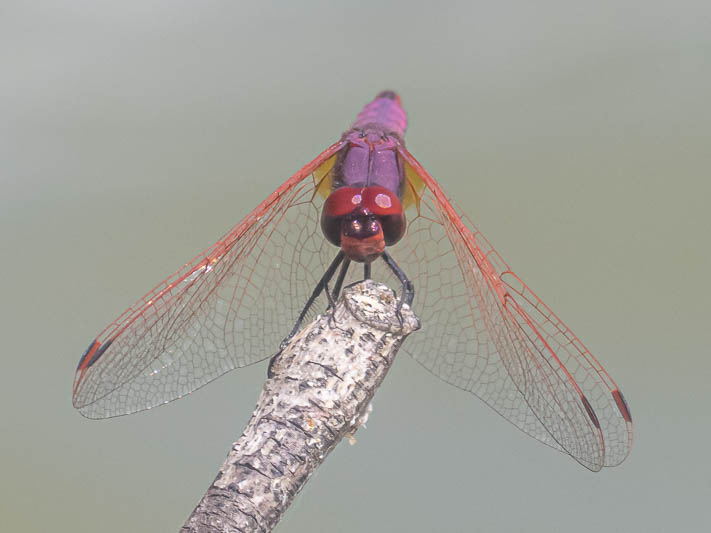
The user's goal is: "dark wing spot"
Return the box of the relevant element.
[87,339,112,368]
[612,389,632,423]
[581,394,601,429]
[77,339,99,369]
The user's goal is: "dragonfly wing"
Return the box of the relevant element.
[393,147,633,470]
[73,142,345,419]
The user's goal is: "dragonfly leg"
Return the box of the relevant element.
[323,283,336,309]
[364,262,371,280]
[331,257,352,302]
[380,250,414,326]
[325,258,353,333]
[270,251,345,377]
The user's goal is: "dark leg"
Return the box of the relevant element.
[364,262,371,280]
[381,251,415,313]
[279,251,344,351]
[270,252,345,377]
[331,257,351,302]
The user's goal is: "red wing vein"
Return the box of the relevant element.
[396,147,632,469]
[73,143,344,418]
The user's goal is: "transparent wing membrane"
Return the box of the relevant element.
[395,148,633,470]
[73,143,344,418]
[73,139,632,471]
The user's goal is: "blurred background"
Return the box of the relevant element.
[2,1,709,531]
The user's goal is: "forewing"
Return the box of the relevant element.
[73,142,345,418]
[394,147,633,470]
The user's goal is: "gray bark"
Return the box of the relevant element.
[180,280,420,533]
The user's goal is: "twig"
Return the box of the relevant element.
[180,280,420,532]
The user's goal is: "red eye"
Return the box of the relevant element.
[321,187,361,246]
[360,187,405,245]
[360,187,402,216]
[323,187,363,218]
[321,186,406,248]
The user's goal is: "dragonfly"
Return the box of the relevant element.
[73,91,632,472]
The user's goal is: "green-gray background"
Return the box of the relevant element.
[2,1,709,531]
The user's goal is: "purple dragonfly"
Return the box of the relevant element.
[74,91,632,471]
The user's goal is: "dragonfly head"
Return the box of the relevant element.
[321,186,405,263]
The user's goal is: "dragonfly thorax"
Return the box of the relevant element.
[334,130,404,195]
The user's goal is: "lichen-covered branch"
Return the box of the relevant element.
[180,280,420,533]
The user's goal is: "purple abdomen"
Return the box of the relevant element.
[333,92,408,196]
[352,90,408,139]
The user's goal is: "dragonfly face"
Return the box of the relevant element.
[320,186,405,263]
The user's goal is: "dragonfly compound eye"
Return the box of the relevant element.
[321,186,406,253]
[359,187,405,246]
[321,187,362,246]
